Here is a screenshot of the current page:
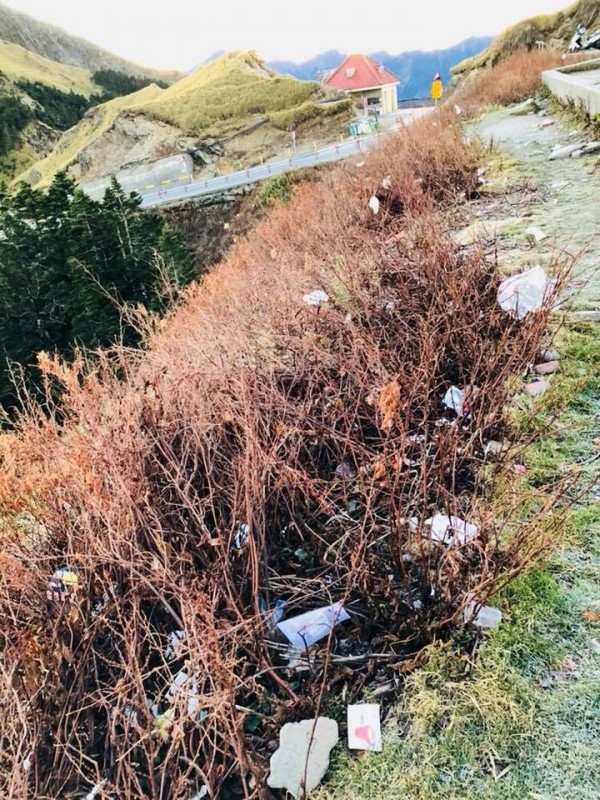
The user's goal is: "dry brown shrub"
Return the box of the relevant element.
[453,49,587,111]
[0,112,571,798]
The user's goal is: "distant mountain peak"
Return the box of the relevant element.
[0,0,180,82]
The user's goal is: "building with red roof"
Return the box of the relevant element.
[323,54,400,115]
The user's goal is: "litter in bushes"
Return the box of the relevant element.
[443,385,466,415]
[276,602,351,648]
[45,566,79,605]
[423,514,480,546]
[497,265,550,320]
[303,289,330,306]
[463,602,503,628]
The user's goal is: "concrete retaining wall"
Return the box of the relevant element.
[81,154,194,202]
[542,60,600,117]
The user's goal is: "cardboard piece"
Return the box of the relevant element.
[347,704,382,752]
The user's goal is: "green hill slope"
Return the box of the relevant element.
[139,51,330,136]
[21,83,164,186]
[0,40,98,95]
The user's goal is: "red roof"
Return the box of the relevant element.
[324,54,400,92]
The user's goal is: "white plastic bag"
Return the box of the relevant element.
[497,265,550,320]
[443,386,465,415]
[463,602,502,628]
[425,513,479,546]
[303,290,329,307]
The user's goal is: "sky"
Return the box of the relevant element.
[4,0,571,71]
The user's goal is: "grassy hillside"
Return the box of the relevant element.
[453,0,600,75]
[22,83,163,186]
[20,52,351,187]
[139,51,328,136]
[0,40,98,95]
[0,0,180,82]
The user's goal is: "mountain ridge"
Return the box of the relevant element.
[0,1,180,82]
[268,37,493,98]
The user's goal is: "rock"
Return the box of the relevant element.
[571,311,600,322]
[525,225,547,243]
[525,380,550,397]
[539,347,560,362]
[510,98,538,116]
[549,143,585,161]
[534,360,559,375]
[267,718,339,799]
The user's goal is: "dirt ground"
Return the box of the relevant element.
[475,107,600,309]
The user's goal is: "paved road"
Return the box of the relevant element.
[139,135,378,208]
[139,108,432,209]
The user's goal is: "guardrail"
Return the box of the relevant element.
[140,133,383,208]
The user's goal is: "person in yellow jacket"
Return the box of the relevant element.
[431,72,443,102]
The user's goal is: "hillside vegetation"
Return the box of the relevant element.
[0,173,193,407]
[0,95,569,797]
[134,51,333,135]
[21,83,163,186]
[21,52,351,188]
[0,17,179,181]
[453,0,600,75]
[0,39,98,95]
[0,0,180,82]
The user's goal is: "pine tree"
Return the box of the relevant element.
[0,173,194,409]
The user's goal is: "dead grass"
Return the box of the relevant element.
[0,106,575,798]
[452,0,600,76]
[453,50,572,112]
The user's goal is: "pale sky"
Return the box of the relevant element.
[4,0,571,70]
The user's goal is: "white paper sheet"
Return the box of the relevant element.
[277,601,350,649]
[347,704,382,752]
